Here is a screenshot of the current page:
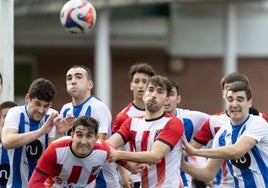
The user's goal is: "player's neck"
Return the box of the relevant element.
[145,108,165,120]
[133,99,145,109]
[72,94,91,106]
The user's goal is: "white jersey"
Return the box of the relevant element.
[60,96,120,188]
[61,96,112,139]
[118,113,184,188]
[213,115,268,188]
[175,108,209,188]
[3,105,57,188]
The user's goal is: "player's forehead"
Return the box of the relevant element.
[74,125,94,134]
[226,90,246,98]
[66,67,87,77]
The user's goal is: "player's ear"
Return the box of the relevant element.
[25,93,30,104]
[70,131,74,139]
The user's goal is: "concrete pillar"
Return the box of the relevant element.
[0,0,14,102]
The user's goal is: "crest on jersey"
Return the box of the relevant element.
[154,129,162,141]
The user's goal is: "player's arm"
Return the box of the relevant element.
[107,132,125,148]
[110,140,171,164]
[28,169,47,188]
[2,127,50,149]
[98,133,107,140]
[2,112,61,149]
[183,135,257,160]
[117,165,133,188]
[181,157,223,184]
[189,139,204,149]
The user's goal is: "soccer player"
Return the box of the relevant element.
[164,80,209,188]
[0,101,18,187]
[190,72,268,187]
[108,75,185,188]
[1,78,74,188]
[28,116,143,188]
[112,62,156,188]
[181,81,268,188]
[60,65,119,188]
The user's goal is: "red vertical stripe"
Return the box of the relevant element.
[141,131,150,186]
[130,130,137,151]
[156,158,165,187]
[68,165,82,184]
[141,131,150,151]
[142,168,149,188]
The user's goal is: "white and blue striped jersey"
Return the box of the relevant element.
[175,108,209,188]
[60,96,112,139]
[213,114,268,188]
[60,96,120,188]
[3,105,57,188]
[0,142,9,188]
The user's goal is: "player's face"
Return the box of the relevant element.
[66,68,93,98]
[71,125,98,157]
[143,83,167,113]
[27,97,52,121]
[225,90,252,125]
[164,87,181,115]
[130,73,150,101]
[0,108,10,126]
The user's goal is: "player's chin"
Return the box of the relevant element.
[77,150,91,157]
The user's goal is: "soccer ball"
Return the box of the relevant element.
[60,0,97,34]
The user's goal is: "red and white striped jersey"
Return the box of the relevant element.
[118,113,184,188]
[35,137,110,188]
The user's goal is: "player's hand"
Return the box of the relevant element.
[127,162,150,174]
[120,172,134,188]
[39,112,59,135]
[55,115,75,134]
[181,134,197,156]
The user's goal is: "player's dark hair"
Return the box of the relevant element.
[72,116,99,135]
[0,101,18,118]
[170,80,180,96]
[147,75,172,97]
[28,78,56,102]
[129,62,156,80]
[226,81,252,100]
[220,72,249,90]
[70,65,93,80]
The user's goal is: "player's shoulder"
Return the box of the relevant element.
[94,139,110,151]
[181,109,209,119]
[51,136,72,147]
[90,96,110,109]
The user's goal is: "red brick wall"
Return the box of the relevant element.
[18,47,268,119]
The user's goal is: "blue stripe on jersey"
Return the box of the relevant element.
[252,146,268,187]
[241,169,256,188]
[10,113,26,187]
[96,169,107,188]
[183,118,194,141]
[0,142,9,188]
[1,145,9,164]
[85,105,91,116]
[180,118,194,187]
[73,96,93,117]
[62,107,70,118]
